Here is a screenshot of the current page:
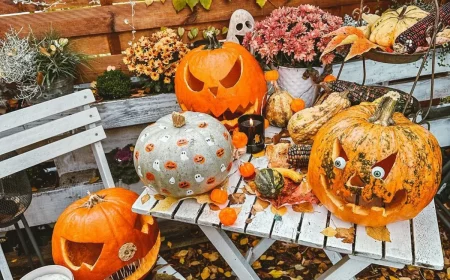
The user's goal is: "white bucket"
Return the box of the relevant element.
[20,265,74,280]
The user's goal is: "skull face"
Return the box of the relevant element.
[307,105,442,227]
[226,9,255,44]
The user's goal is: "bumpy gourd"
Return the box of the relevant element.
[255,168,284,199]
[265,88,294,128]
[134,112,233,198]
[288,91,351,144]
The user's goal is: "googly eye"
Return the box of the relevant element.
[371,166,385,179]
[334,157,346,169]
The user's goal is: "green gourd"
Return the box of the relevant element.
[255,168,284,198]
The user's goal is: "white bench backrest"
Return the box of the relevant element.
[0,89,115,188]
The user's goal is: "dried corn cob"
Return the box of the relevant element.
[288,144,312,169]
[319,80,416,114]
[395,3,450,54]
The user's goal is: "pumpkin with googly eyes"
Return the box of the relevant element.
[134,111,233,198]
[174,33,267,129]
[307,92,442,226]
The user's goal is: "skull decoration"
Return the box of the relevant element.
[308,92,442,227]
[175,33,267,128]
[52,188,160,280]
[134,112,233,198]
[226,9,255,45]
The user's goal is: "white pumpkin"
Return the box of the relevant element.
[134,112,233,198]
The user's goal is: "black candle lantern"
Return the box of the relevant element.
[238,114,265,154]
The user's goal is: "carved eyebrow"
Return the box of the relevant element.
[372,153,397,179]
[219,56,242,88]
[332,138,348,161]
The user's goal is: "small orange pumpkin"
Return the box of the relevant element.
[219,207,237,226]
[239,162,255,178]
[210,189,228,204]
[290,99,306,113]
[323,74,337,82]
[264,70,279,82]
[232,129,248,149]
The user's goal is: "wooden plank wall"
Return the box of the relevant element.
[0,0,391,82]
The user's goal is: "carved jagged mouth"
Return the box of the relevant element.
[320,174,407,216]
[219,100,259,127]
[104,259,143,280]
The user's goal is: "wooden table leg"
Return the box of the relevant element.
[199,226,260,280]
[317,255,370,280]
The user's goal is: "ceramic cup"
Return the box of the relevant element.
[20,265,73,280]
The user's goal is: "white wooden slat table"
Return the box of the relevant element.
[132,126,444,280]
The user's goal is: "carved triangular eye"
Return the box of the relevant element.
[186,65,204,92]
[332,139,348,170]
[219,57,242,88]
[371,153,397,180]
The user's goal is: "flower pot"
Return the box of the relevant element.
[35,77,74,104]
[21,265,74,280]
[273,66,324,108]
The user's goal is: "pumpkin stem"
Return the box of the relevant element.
[398,5,408,19]
[204,31,222,50]
[172,112,186,128]
[368,91,399,126]
[82,191,106,208]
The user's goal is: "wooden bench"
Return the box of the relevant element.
[132,126,444,280]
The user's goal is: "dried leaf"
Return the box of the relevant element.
[245,218,253,224]
[141,193,151,204]
[252,260,262,269]
[167,241,172,248]
[190,261,201,266]
[209,203,220,211]
[240,237,249,245]
[292,202,314,213]
[144,0,153,6]
[243,183,256,195]
[231,233,239,240]
[131,91,146,98]
[336,227,355,243]
[271,206,287,216]
[321,227,337,237]
[234,207,242,216]
[89,177,100,184]
[218,267,224,273]
[366,226,391,242]
[154,194,166,200]
[201,267,211,280]
[229,193,246,205]
[266,256,275,260]
[224,271,232,277]
[294,264,305,271]
[202,252,219,262]
[176,250,188,257]
[268,270,284,278]
[31,187,38,192]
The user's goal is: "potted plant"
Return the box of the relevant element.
[34,31,85,102]
[123,28,190,93]
[243,5,342,107]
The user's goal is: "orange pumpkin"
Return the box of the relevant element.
[52,188,160,280]
[219,207,238,226]
[308,92,442,226]
[175,33,267,128]
[323,74,337,82]
[264,70,279,82]
[232,129,248,149]
[239,162,255,178]
[290,99,306,113]
[210,189,228,204]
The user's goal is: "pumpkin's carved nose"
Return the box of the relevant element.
[346,173,366,194]
[209,86,218,96]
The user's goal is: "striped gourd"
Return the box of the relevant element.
[395,3,450,54]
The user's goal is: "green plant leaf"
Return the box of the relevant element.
[256,0,266,8]
[188,30,194,40]
[191,27,199,37]
[199,0,212,9]
[202,30,207,39]
[144,0,153,6]
[215,29,220,35]
[222,26,228,34]
[178,27,185,37]
[172,0,186,12]
[186,0,198,10]
[161,26,168,31]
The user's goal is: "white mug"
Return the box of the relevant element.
[20,265,73,280]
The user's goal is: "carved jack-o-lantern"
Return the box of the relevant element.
[308,93,442,227]
[226,9,255,44]
[52,188,160,280]
[175,33,267,128]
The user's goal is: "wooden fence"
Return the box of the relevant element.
[0,0,395,82]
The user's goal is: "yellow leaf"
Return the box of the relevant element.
[179,257,185,264]
[224,271,232,277]
[389,277,398,280]
[268,270,284,278]
[292,202,314,213]
[260,255,267,260]
[144,0,153,6]
[203,252,219,262]
[266,256,274,260]
[176,250,189,257]
[240,237,249,245]
[218,267,224,273]
[252,240,259,247]
[321,227,337,237]
[11,259,17,263]
[161,236,165,242]
[231,233,239,240]
[201,267,211,280]
[366,226,391,242]
[252,260,262,269]
[271,206,287,216]
[256,0,266,8]
[31,187,38,192]
[337,34,359,47]
[447,267,450,278]
[167,241,172,248]
[190,261,201,266]
[89,177,100,184]
[141,193,150,204]
[229,193,246,205]
[336,227,355,243]
[277,260,284,265]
